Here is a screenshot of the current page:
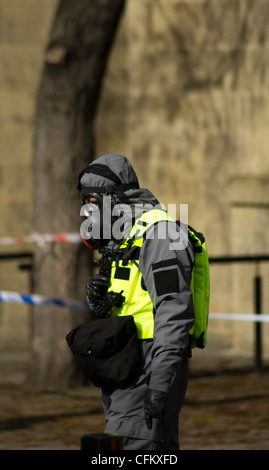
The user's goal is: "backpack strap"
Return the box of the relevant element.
[188,225,205,253]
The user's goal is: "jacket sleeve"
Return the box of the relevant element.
[139,220,195,393]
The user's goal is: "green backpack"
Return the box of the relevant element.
[187,225,210,349]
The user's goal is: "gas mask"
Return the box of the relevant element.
[78,163,139,249]
[80,193,118,249]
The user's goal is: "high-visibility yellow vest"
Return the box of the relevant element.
[107,209,210,348]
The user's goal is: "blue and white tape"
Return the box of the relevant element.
[0,290,89,309]
[0,290,269,321]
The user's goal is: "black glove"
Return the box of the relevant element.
[86,274,110,303]
[144,388,168,430]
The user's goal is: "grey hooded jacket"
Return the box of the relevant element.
[79,153,195,393]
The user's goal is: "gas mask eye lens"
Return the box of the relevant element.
[84,196,100,206]
[82,202,99,218]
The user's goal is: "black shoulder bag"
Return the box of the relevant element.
[66,315,141,388]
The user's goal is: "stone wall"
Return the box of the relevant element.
[0,0,57,348]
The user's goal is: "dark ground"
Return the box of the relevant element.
[0,336,269,450]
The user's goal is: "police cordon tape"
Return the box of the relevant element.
[0,290,89,309]
[0,232,81,246]
[210,313,269,322]
[1,289,269,321]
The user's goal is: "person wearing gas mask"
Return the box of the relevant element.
[77,153,195,450]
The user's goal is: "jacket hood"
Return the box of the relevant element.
[78,154,161,246]
[78,153,160,207]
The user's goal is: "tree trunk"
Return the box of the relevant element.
[28,0,125,390]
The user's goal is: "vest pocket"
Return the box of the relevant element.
[114,266,131,280]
